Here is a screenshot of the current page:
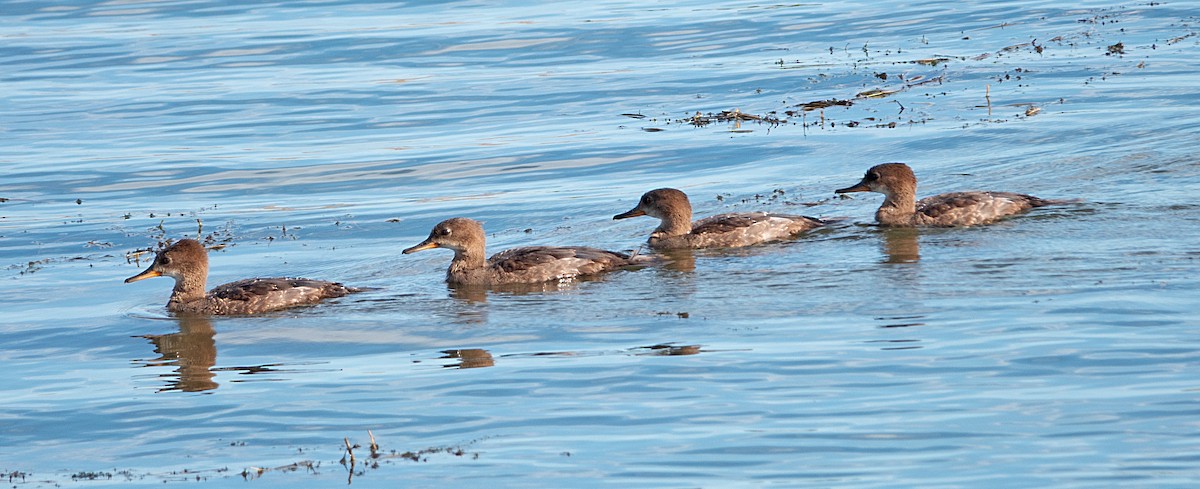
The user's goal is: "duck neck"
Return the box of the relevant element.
[168,273,207,305]
[448,245,488,275]
[655,210,693,238]
[876,187,917,226]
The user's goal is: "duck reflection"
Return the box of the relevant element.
[658,248,697,273]
[446,284,490,325]
[440,348,495,369]
[451,277,633,300]
[448,281,592,324]
[880,227,920,263]
[139,315,218,392]
[633,344,702,356]
[449,284,489,304]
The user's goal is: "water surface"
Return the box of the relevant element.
[2,0,1199,487]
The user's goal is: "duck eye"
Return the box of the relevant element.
[439,228,452,236]
[866,171,880,181]
[159,256,171,266]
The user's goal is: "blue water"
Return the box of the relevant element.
[3,0,1199,487]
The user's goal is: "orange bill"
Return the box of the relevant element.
[125,267,162,283]
[402,239,439,254]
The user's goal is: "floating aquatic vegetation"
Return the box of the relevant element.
[636,2,1187,133]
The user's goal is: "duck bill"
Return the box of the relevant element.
[613,207,646,220]
[835,180,871,194]
[124,267,162,284]
[402,239,439,254]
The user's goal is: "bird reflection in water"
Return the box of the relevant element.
[447,281,598,324]
[632,344,702,356]
[658,248,696,273]
[449,284,489,304]
[440,348,495,369]
[881,227,920,264]
[138,315,218,392]
[437,344,703,369]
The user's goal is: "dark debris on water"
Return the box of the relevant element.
[635,2,1184,133]
[14,433,482,486]
[678,108,786,127]
[334,431,483,485]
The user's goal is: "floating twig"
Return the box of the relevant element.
[1166,32,1197,45]
[793,99,853,112]
[240,461,316,481]
[343,437,356,468]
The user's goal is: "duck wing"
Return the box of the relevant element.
[916,191,1046,226]
[690,214,761,235]
[693,212,824,233]
[207,278,355,313]
[488,246,633,282]
[680,212,824,248]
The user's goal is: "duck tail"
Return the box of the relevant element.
[1029,197,1083,207]
[330,283,372,297]
[814,216,850,225]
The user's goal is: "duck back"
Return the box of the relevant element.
[652,212,823,249]
[462,246,640,285]
[169,278,356,315]
[914,191,1054,227]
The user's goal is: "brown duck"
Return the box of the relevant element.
[403,217,651,285]
[125,239,358,315]
[836,163,1069,227]
[614,188,825,249]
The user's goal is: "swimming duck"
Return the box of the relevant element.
[402,217,650,285]
[125,239,358,315]
[835,162,1066,227]
[613,188,825,249]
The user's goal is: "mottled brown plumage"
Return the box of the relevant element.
[614,188,825,249]
[403,217,650,285]
[125,239,358,315]
[836,163,1067,227]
